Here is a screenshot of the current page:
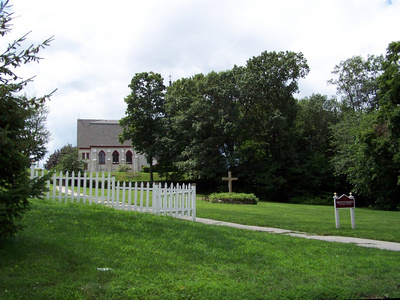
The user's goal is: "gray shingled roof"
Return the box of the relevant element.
[77,119,132,148]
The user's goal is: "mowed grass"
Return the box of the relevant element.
[1,199,400,299]
[197,199,400,243]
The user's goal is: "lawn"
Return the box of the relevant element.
[0,199,399,299]
[196,199,400,243]
[47,182,400,242]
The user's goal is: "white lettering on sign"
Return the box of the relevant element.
[335,194,355,208]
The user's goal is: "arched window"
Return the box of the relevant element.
[112,150,119,164]
[98,151,106,165]
[126,151,133,164]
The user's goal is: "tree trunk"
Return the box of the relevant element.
[149,159,154,185]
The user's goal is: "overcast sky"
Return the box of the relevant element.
[6,0,400,166]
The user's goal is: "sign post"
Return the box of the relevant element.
[333,193,356,229]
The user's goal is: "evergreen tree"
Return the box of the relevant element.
[0,1,54,239]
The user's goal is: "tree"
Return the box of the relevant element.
[163,70,242,180]
[44,144,81,171]
[23,103,51,162]
[331,42,400,210]
[162,51,309,198]
[120,72,166,183]
[328,55,383,112]
[56,145,85,174]
[235,50,309,199]
[293,94,341,195]
[0,1,54,239]
[44,148,62,170]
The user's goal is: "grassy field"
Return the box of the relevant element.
[197,199,400,242]
[45,181,400,242]
[45,184,400,243]
[0,199,399,299]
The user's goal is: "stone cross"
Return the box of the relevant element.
[222,171,238,193]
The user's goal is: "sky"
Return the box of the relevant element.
[5,0,400,166]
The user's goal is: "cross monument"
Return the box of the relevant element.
[222,171,238,193]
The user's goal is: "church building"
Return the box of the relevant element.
[77,119,149,172]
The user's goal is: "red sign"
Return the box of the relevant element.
[335,194,355,208]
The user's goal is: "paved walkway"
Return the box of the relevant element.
[190,217,400,252]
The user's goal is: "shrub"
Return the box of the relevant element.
[142,165,160,173]
[116,165,132,172]
[209,193,259,205]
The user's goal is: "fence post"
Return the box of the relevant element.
[128,181,132,210]
[58,171,62,203]
[83,172,87,204]
[349,193,356,229]
[89,172,93,205]
[152,183,159,215]
[30,162,35,179]
[139,182,144,212]
[76,171,81,203]
[71,171,75,203]
[333,193,340,228]
[146,182,150,212]
[133,181,138,211]
[94,173,99,204]
[45,170,50,199]
[52,172,56,201]
[191,183,196,221]
[111,175,115,208]
[100,172,105,205]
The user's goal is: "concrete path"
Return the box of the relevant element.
[191,217,400,252]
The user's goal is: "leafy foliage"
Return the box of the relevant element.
[164,71,241,180]
[21,102,51,161]
[209,192,259,204]
[44,144,84,174]
[0,1,54,239]
[56,145,85,174]
[44,148,62,170]
[120,72,166,183]
[293,94,342,196]
[330,42,400,210]
[235,51,309,199]
[122,44,399,209]
[328,54,383,112]
[115,164,132,172]
[163,51,310,200]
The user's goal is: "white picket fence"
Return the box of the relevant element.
[30,166,196,221]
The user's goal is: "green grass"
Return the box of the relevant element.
[196,199,400,242]
[46,182,400,242]
[111,171,165,182]
[1,199,400,299]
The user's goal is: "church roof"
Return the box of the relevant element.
[77,119,132,148]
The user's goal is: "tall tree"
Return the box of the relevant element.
[120,72,166,183]
[0,1,54,239]
[235,50,309,199]
[164,70,242,180]
[328,55,383,112]
[294,94,341,195]
[331,42,400,210]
